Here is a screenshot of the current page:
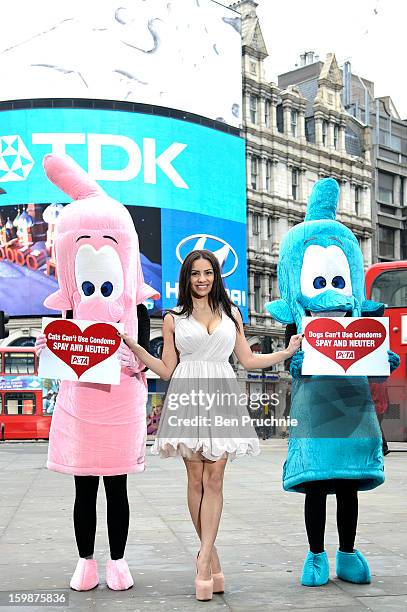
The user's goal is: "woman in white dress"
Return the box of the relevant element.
[121,249,302,600]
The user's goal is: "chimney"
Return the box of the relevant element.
[300,51,316,66]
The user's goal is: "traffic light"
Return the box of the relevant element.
[0,311,9,339]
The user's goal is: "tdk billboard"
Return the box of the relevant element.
[0,108,248,320]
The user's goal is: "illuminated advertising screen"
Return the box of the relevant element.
[0,0,242,128]
[0,107,247,320]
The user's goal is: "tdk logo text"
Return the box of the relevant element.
[176,234,238,278]
[0,136,34,182]
[0,133,188,188]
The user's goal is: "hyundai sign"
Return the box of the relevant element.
[0,107,248,320]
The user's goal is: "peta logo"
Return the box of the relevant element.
[176,234,238,278]
[0,136,34,182]
[0,133,188,188]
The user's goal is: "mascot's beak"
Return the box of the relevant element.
[299,291,357,317]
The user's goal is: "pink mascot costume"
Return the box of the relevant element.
[38,154,159,591]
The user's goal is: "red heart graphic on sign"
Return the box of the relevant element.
[44,320,121,379]
[305,318,386,372]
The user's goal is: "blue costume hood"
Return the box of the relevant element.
[265,178,383,331]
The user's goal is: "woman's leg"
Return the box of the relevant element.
[196,457,227,580]
[183,455,222,573]
[304,480,328,553]
[335,479,358,552]
[183,455,204,537]
[103,475,129,560]
[73,475,100,558]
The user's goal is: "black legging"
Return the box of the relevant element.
[304,479,359,554]
[73,475,129,560]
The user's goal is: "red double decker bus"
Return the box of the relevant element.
[0,347,55,440]
[366,261,407,442]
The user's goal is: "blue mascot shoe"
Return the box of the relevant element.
[336,549,371,584]
[301,551,329,586]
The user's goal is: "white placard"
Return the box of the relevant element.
[302,316,390,377]
[38,318,124,385]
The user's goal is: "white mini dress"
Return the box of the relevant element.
[151,306,260,461]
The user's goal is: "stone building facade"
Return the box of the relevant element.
[229,0,374,422]
[279,57,407,264]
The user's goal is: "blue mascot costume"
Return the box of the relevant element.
[265,178,399,586]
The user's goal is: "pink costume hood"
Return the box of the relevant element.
[43,154,159,336]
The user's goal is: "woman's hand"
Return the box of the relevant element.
[286,333,303,357]
[118,332,141,356]
[35,334,47,357]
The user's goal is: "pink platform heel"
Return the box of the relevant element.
[195,553,213,601]
[105,558,134,591]
[212,571,225,594]
[70,558,99,591]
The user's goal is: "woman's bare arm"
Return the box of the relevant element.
[232,310,302,370]
[120,313,178,380]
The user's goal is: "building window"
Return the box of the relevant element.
[305,117,315,143]
[252,213,260,235]
[264,99,271,127]
[249,95,258,123]
[292,168,299,200]
[251,156,259,190]
[276,104,284,133]
[266,160,272,192]
[334,124,339,149]
[378,171,394,204]
[391,135,402,151]
[267,216,272,237]
[250,61,257,75]
[402,231,407,260]
[267,275,272,301]
[291,110,298,137]
[254,273,261,313]
[322,120,328,146]
[355,186,361,216]
[379,226,395,259]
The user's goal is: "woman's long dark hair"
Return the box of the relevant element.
[169,249,240,332]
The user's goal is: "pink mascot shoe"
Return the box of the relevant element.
[106,559,134,590]
[70,559,99,591]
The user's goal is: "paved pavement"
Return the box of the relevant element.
[0,440,406,612]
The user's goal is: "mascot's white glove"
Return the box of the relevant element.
[35,334,47,356]
[117,341,144,373]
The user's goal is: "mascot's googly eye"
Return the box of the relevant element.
[301,245,352,298]
[75,244,124,302]
[82,281,96,296]
[313,276,327,290]
[332,276,346,289]
[101,281,114,298]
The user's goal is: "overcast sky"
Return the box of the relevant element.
[255,0,406,119]
[0,1,405,120]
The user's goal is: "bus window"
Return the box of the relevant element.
[371,269,407,308]
[3,352,36,375]
[4,393,36,415]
